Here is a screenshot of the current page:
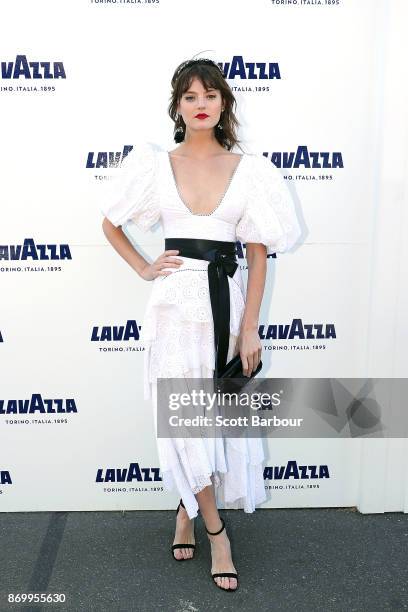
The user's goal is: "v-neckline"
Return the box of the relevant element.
[166,150,244,217]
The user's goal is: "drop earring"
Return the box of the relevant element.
[216,109,224,131]
[174,113,185,143]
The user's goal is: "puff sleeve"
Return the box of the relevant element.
[236,154,301,254]
[100,141,161,231]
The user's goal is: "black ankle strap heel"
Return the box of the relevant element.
[171,498,196,561]
[205,516,239,591]
[205,517,225,536]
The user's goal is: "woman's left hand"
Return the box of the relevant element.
[237,328,262,377]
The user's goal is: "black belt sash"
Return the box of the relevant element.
[164,237,238,377]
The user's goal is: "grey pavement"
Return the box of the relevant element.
[0,507,407,612]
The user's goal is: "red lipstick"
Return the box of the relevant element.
[195,113,209,119]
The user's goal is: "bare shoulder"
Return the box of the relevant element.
[222,151,244,161]
[213,150,245,162]
[167,147,181,158]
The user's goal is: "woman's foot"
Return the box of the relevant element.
[172,502,195,560]
[207,521,238,590]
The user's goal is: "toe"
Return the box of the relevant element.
[229,577,238,590]
[214,575,237,590]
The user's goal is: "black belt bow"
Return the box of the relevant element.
[164,238,238,376]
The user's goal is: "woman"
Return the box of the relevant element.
[101,57,301,592]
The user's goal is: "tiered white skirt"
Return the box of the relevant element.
[141,257,267,519]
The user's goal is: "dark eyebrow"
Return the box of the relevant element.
[184,88,216,94]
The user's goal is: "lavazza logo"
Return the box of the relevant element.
[87,145,134,169]
[218,55,280,91]
[259,318,336,352]
[262,145,344,171]
[0,54,66,93]
[96,462,164,494]
[0,238,72,273]
[91,320,144,352]
[0,470,13,495]
[0,393,78,426]
[264,460,330,491]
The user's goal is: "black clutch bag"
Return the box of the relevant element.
[215,353,263,393]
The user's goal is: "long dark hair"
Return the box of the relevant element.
[168,58,242,152]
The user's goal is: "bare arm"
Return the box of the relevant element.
[102,217,149,277]
[238,243,267,375]
[102,217,183,280]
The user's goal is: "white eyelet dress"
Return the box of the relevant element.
[100,141,302,519]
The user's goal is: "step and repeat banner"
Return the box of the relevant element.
[1,0,407,513]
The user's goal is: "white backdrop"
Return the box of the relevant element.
[1,0,407,513]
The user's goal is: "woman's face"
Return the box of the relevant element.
[177,77,224,134]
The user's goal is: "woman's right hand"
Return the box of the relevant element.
[139,249,184,281]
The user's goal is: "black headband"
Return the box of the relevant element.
[174,58,223,79]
